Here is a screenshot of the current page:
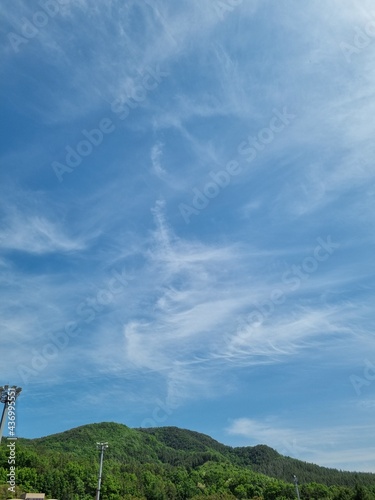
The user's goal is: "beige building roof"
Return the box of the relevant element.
[22,495,46,500]
[10,494,56,500]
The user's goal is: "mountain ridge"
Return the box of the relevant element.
[21,422,375,483]
[1,422,374,499]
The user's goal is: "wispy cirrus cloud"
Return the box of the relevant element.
[150,141,166,177]
[0,213,86,254]
[2,0,375,472]
[227,417,375,472]
[79,202,368,408]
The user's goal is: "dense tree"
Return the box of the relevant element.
[0,422,374,500]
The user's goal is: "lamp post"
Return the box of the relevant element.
[95,442,108,500]
[293,474,301,500]
[0,385,22,444]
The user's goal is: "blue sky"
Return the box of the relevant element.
[1,0,375,473]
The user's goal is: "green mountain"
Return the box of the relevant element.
[139,426,375,488]
[0,422,374,500]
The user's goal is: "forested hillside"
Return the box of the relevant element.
[0,422,374,499]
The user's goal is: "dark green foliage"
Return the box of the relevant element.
[0,422,374,500]
[233,446,375,489]
[139,427,231,455]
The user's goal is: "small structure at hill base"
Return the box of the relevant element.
[9,494,57,500]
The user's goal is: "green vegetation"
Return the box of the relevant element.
[0,422,374,499]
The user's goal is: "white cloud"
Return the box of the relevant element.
[227,417,375,472]
[0,212,86,254]
[81,203,369,408]
[1,0,375,468]
[151,141,167,177]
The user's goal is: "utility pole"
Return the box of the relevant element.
[95,442,108,500]
[0,385,22,444]
[293,474,301,500]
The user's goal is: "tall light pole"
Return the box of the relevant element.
[0,385,22,444]
[293,474,301,500]
[95,442,108,500]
